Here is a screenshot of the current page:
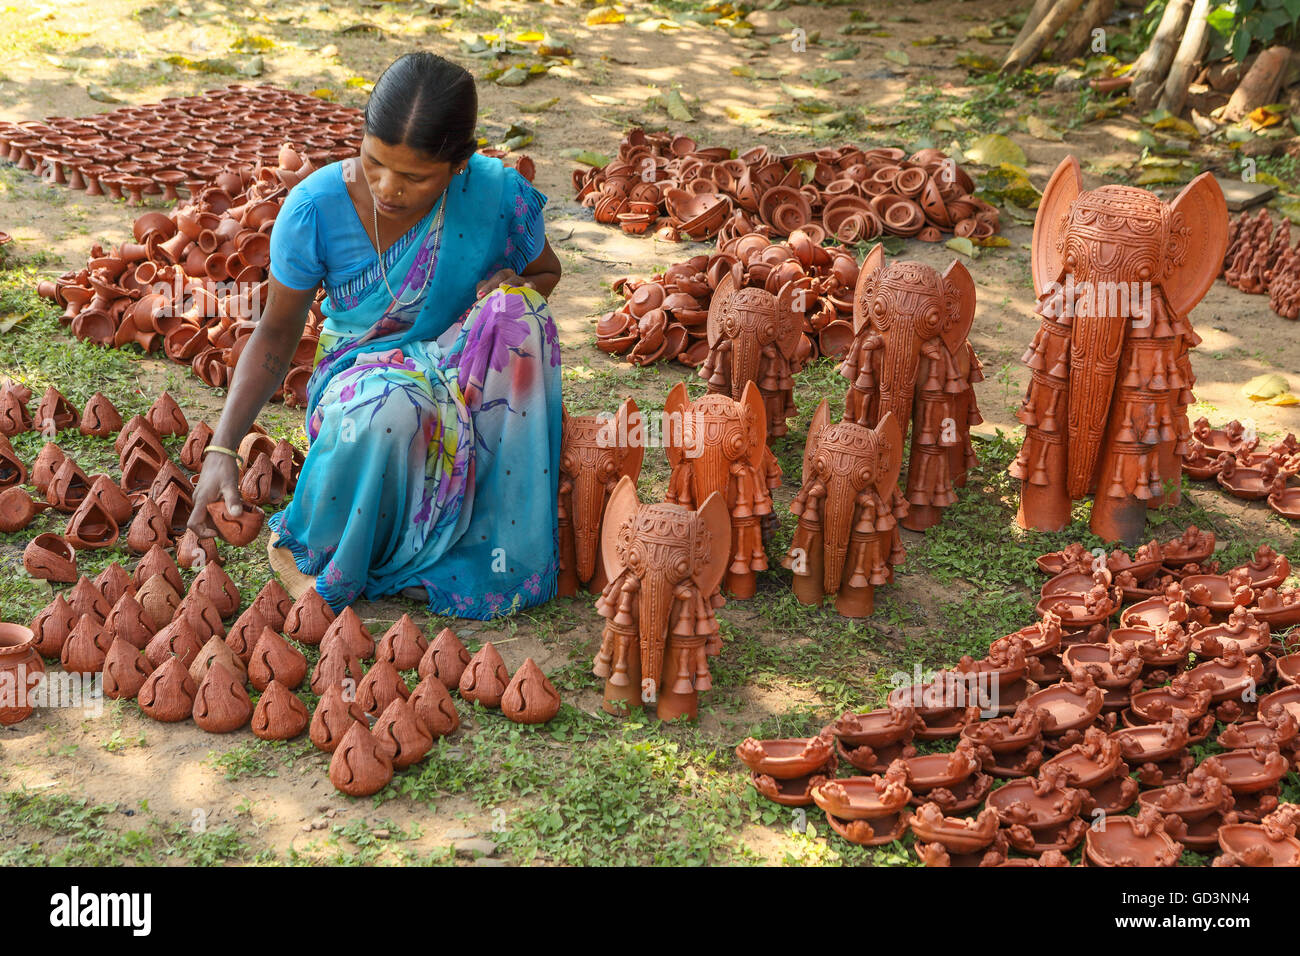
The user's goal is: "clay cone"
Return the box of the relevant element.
[309,681,366,753]
[87,475,133,526]
[179,421,214,472]
[247,626,308,691]
[190,634,248,686]
[138,656,197,722]
[240,454,274,506]
[408,674,460,739]
[68,575,111,622]
[320,605,374,660]
[31,442,66,495]
[78,392,122,437]
[310,643,364,697]
[93,562,134,606]
[34,385,79,433]
[356,658,410,716]
[329,722,394,797]
[145,615,203,669]
[133,543,183,593]
[418,627,471,689]
[0,433,27,489]
[102,636,153,700]
[190,562,240,619]
[0,385,32,436]
[375,614,428,671]
[145,390,188,437]
[103,592,154,649]
[283,587,334,645]
[225,605,269,664]
[176,527,219,569]
[30,594,76,658]
[115,414,163,458]
[45,458,89,512]
[60,615,111,674]
[135,574,181,632]
[65,496,120,550]
[372,698,433,769]
[458,642,510,708]
[192,662,252,733]
[250,577,292,631]
[174,589,224,642]
[127,498,172,554]
[251,679,310,741]
[501,658,562,725]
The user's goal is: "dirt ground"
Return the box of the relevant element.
[0,0,1298,866]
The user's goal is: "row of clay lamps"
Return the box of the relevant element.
[1183,417,1300,521]
[737,526,1300,865]
[2,385,301,582]
[1222,207,1300,320]
[0,84,362,204]
[597,229,859,367]
[574,128,1000,244]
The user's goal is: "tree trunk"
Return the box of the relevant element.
[1001,0,1087,75]
[1010,0,1057,52]
[1223,45,1292,121]
[1058,0,1115,61]
[1159,0,1212,116]
[1130,0,1192,111]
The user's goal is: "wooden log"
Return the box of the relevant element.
[1010,0,1056,50]
[1130,0,1192,111]
[1223,45,1292,122]
[1058,0,1115,62]
[1001,0,1087,75]
[1159,0,1212,116]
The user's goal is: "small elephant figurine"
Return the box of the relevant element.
[557,399,644,597]
[840,247,983,531]
[592,475,730,721]
[1011,156,1228,544]
[699,270,805,439]
[664,380,781,599]
[783,399,908,617]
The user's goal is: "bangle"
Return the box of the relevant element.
[202,444,245,467]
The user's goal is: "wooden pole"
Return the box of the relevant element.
[1158,0,1211,116]
[1058,0,1115,62]
[1010,0,1057,51]
[1223,45,1292,121]
[1130,0,1192,111]
[1001,0,1087,74]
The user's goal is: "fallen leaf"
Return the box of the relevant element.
[664,88,694,122]
[86,84,124,104]
[964,133,1026,167]
[1267,392,1299,406]
[883,49,909,66]
[1243,373,1290,401]
[1025,115,1063,141]
[586,7,626,26]
[519,96,560,113]
[495,66,531,87]
[945,236,978,258]
[560,147,610,167]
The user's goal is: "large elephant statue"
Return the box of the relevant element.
[1010,156,1228,544]
[840,247,983,531]
[699,270,804,439]
[783,399,907,617]
[664,380,781,599]
[557,399,644,597]
[592,475,730,721]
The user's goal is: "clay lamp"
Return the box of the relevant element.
[810,764,911,845]
[251,679,311,741]
[829,704,917,772]
[249,578,294,633]
[103,591,154,651]
[1269,486,1300,522]
[59,615,111,674]
[45,458,91,513]
[1218,707,1299,752]
[955,639,1029,691]
[1202,746,1291,796]
[176,528,220,570]
[85,475,132,527]
[0,385,32,437]
[960,705,1046,778]
[23,532,77,583]
[137,656,197,723]
[30,594,76,658]
[190,661,252,734]
[1023,677,1105,737]
[1110,715,1192,770]
[888,673,983,739]
[1060,642,1145,692]
[247,627,308,692]
[500,659,562,725]
[1181,440,1223,480]
[1217,822,1300,867]
[30,442,66,496]
[120,448,165,497]
[309,643,365,697]
[1216,458,1279,500]
[319,605,373,660]
[408,674,460,739]
[205,499,264,547]
[283,588,334,646]
[1182,573,1254,613]
[102,637,153,700]
[179,421,214,471]
[1137,775,1236,849]
[225,605,270,664]
[134,574,181,633]
[309,680,368,753]
[372,697,433,769]
[0,623,42,725]
[458,642,510,708]
[1275,653,1300,687]
[1129,678,1212,726]
[114,413,164,459]
[0,486,52,532]
[329,722,394,797]
[78,392,123,437]
[1185,652,1264,705]
[125,500,173,555]
[1083,807,1182,867]
[33,385,79,433]
[1253,587,1300,628]
[1119,591,1196,630]
[144,615,204,670]
[64,497,120,550]
[1035,588,1119,630]
[1040,727,1125,790]
[737,735,838,806]
[1108,623,1191,670]
[1231,547,1291,590]
[1160,526,1216,567]
[906,803,1001,864]
[145,391,188,437]
[1191,615,1271,659]
[190,562,240,619]
[986,773,1087,831]
[189,635,247,687]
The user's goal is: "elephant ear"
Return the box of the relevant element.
[872,411,903,499]
[851,242,886,335]
[939,259,976,355]
[1164,172,1229,318]
[740,380,768,469]
[803,398,831,486]
[774,279,806,358]
[600,475,639,584]
[1032,155,1082,298]
[664,382,690,470]
[615,397,644,481]
[706,270,737,349]
[692,490,732,597]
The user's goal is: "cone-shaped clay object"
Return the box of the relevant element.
[192,662,252,733]
[135,574,181,632]
[283,587,334,645]
[207,500,264,547]
[191,562,240,619]
[30,593,76,658]
[458,642,510,708]
[45,458,89,513]
[60,615,111,674]
[501,658,562,725]
[309,681,367,753]
[127,498,172,554]
[225,605,268,664]
[0,384,32,436]
[79,392,123,438]
[31,442,66,496]
[190,634,247,687]
[418,627,471,690]
[34,385,79,433]
[115,414,163,458]
[23,533,77,583]
[68,575,111,622]
[103,592,153,650]
[0,433,27,489]
[240,454,274,506]
[356,658,410,716]
[376,614,428,671]
[145,391,188,438]
[0,486,51,532]
[372,698,433,769]
[102,636,153,700]
[251,679,310,741]
[93,562,134,606]
[174,589,224,643]
[138,656,197,722]
[179,421,214,472]
[250,578,292,631]
[65,496,120,550]
[145,615,203,669]
[329,722,394,797]
[133,543,183,594]
[87,474,132,526]
[320,605,374,660]
[310,643,365,697]
[247,626,308,691]
[176,528,220,569]
[408,674,460,739]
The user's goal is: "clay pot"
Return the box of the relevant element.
[206,499,264,546]
[319,606,374,660]
[190,562,241,619]
[0,486,52,532]
[356,658,410,716]
[192,661,252,733]
[408,674,460,739]
[372,697,433,769]
[0,622,43,724]
[189,634,247,687]
[102,636,153,700]
[283,587,334,646]
[30,594,76,658]
[251,679,311,741]
[375,614,428,671]
[133,543,183,594]
[23,532,77,583]
[310,680,368,753]
[500,658,561,725]
[247,627,308,691]
[137,656,197,722]
[329,722,394,797]
[458,642,510,708]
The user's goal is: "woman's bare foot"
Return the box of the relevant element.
[266,535,317,601]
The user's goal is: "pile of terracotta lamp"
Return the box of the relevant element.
[573,128,1000,244]
[598,229,860,367]
[1222,207,1300,320]
[738,526,1300,866]
[1183,418,1300,521]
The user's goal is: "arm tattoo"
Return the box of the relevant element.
[260,349,290,377]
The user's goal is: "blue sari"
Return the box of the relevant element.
[266,155,562,619]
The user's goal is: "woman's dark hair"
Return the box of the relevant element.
[364,52,478,165]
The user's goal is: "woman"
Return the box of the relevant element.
[188,52,564,619]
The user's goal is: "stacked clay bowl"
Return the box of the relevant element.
[597,229,860,366]
[736,733,837,808]
[1182,418,1300,521]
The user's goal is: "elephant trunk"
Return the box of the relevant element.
[570,470,606,582]
[1066,307,1128,499]
[876,331,921,433]
[822,478,857,593]
[728,334,762,400]
[638,574,675,701]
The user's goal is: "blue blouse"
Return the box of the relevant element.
[269,154,548,297]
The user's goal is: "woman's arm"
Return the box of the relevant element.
[186,277,318,535]
[476,237,562,299]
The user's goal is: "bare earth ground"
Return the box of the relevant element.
[0,0,1296,866]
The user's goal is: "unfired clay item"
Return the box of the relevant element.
[79,392,122,437]
[251,679,311,741]
[283,587,335,645]
[418,627,471,689]
[408,674,460,738]
[60,615,111,674]
[137,656,197,722]
[356,658,410,716]
[189,634,247,687]
[191,562,241,619]
[459,642,511,709]
[501,658,562,725]
[318,605,373,659]
[309,680,367,753]
[30,593,76,658]
[309,642,364,697]
[375,614,428,671]
[23,532,77,583]
[206,500,264,546]
[247,626,308,691]
[329,721,394,797]
[192,661,252,733]
[371,698,433,769]
[102,636,153,700]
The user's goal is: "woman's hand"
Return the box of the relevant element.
[476,268,531,298]
[187,452,244,538]
[476,239,562,299]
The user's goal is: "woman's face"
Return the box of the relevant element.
[359,134,463,220]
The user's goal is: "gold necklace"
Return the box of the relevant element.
[371,189,446,306]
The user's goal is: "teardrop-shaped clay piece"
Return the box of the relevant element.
[239,454,274,506]
[79,392,123,438]
[102,636,153,700]
[192,661,251,733]
[174,588,225,642]
[133,543,183,594]
[458,642,510,708]
[0,385,32,437]
[408,674,460,739]
[251,679,310,741]
[225,604,269,664]
[179,421,214,472]
[320,605,374,660]
[135,574,181,632]
[68,575,111,622]
[329,721,394,797]
[46,458,90,513]
[114,414,163,458]
[138,656,197,722]
[207,499,264,546]
[87,474,132,526]
[65,496,120,549]
[31,442,67,496]
[145,615,203,669]
[309,680,367,752]
[191,562,240,619]
[127,497,173,554]
[22,532,77,583]
[283,587,334,645]
[119,446,164,495]
[250,578,292,631]
[501,658,562,725]
[372,698,433,769]
[34,385,79,433]
[418,627,471,689]
[310,643,365,697]
[0,433,27,489]
[145,390,188,437]
[103,592,154,650]
[248,626,308,691]
[60,615,111,674]
[190,634,248,686]
[356,658,410,716]
[93,562,134,606]
[30,593,76,657]
[376,615,428,671]
[154,482,192,537]
[176,527,219,569]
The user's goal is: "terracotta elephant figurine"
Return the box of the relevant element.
[699,270,804,439]
[783,399,908,617]
[592,475,730,721]
[1010,156,1228,544]
[664,380,781,599]
[557,399,644,597]
[840,247,983,531]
